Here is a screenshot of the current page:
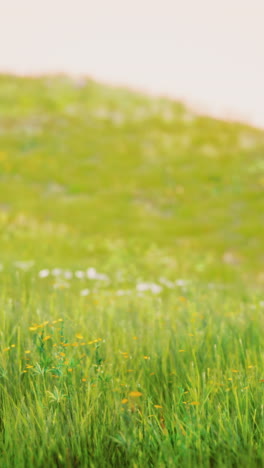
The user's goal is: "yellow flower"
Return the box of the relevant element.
[88,338,102,345]
[82,378,87,382]
[129,391,142,397]
[25,350,31,354]
[68,368,73,372]
[190,401,200,405]
[179,350,185,353]
[76,333,84,340]
[11,344,16,348]
[179,296,187,302]
[121,398,128,404]
[43,336,51,342]
[154,405,163,408]
[144,356,150,360]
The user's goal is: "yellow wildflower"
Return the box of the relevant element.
[43,336,51,342]
[129,391,142,397]
[76,333,84,340]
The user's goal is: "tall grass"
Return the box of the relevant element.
[0,271,263,467]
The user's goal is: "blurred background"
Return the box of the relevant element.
[0,0,263,288]
[1,0,264,127]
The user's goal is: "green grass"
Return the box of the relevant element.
[0,74,264,466]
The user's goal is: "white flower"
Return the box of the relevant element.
[136,282,162,294]
[86,268,109,281]
[64,270,73,280]
[14,260,35,271]
[116,290,131,296]
[86,268,97,279]
[136,282,150,292]
[80,288,90,296]
[38,269,50,278]
[175,279,189,287]
[159,277,174,288]
[150,284,163,294]
[75,270,85,279]
[51,268,62,277]
[95,273,109,281]
[259,301,264,308]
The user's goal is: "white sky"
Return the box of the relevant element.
[0,0,264,127]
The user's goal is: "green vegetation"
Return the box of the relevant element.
[0,74,264,467]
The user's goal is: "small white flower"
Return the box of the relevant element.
[259,301,264,308]
[64,270,73,280]
[136,282,150,292]
[159,277,174,288]
[116,290,131,296]
[175,279,188,287]
[51,268,62,277]
[75,270,85,279]
[38,269,50,278]
[86,268,97,279]
[86,268,109,281]
[80,288,90,296]
[95,273,109,281]
[136,282,162,294]
[14,260,35,271]
[150,284,162,294]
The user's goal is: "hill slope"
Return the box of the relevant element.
[0,74,263,284]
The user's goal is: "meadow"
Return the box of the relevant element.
[0,74,264,467]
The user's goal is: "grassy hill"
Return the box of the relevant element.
[1,74,264,285]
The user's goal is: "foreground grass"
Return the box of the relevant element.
[0,269,264,467]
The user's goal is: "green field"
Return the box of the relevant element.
[0,74,264,467]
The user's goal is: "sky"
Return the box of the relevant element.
[0,0,264,127]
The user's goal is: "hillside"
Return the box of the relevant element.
[0,74,263,285]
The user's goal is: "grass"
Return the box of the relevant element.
[0,74,264,466]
